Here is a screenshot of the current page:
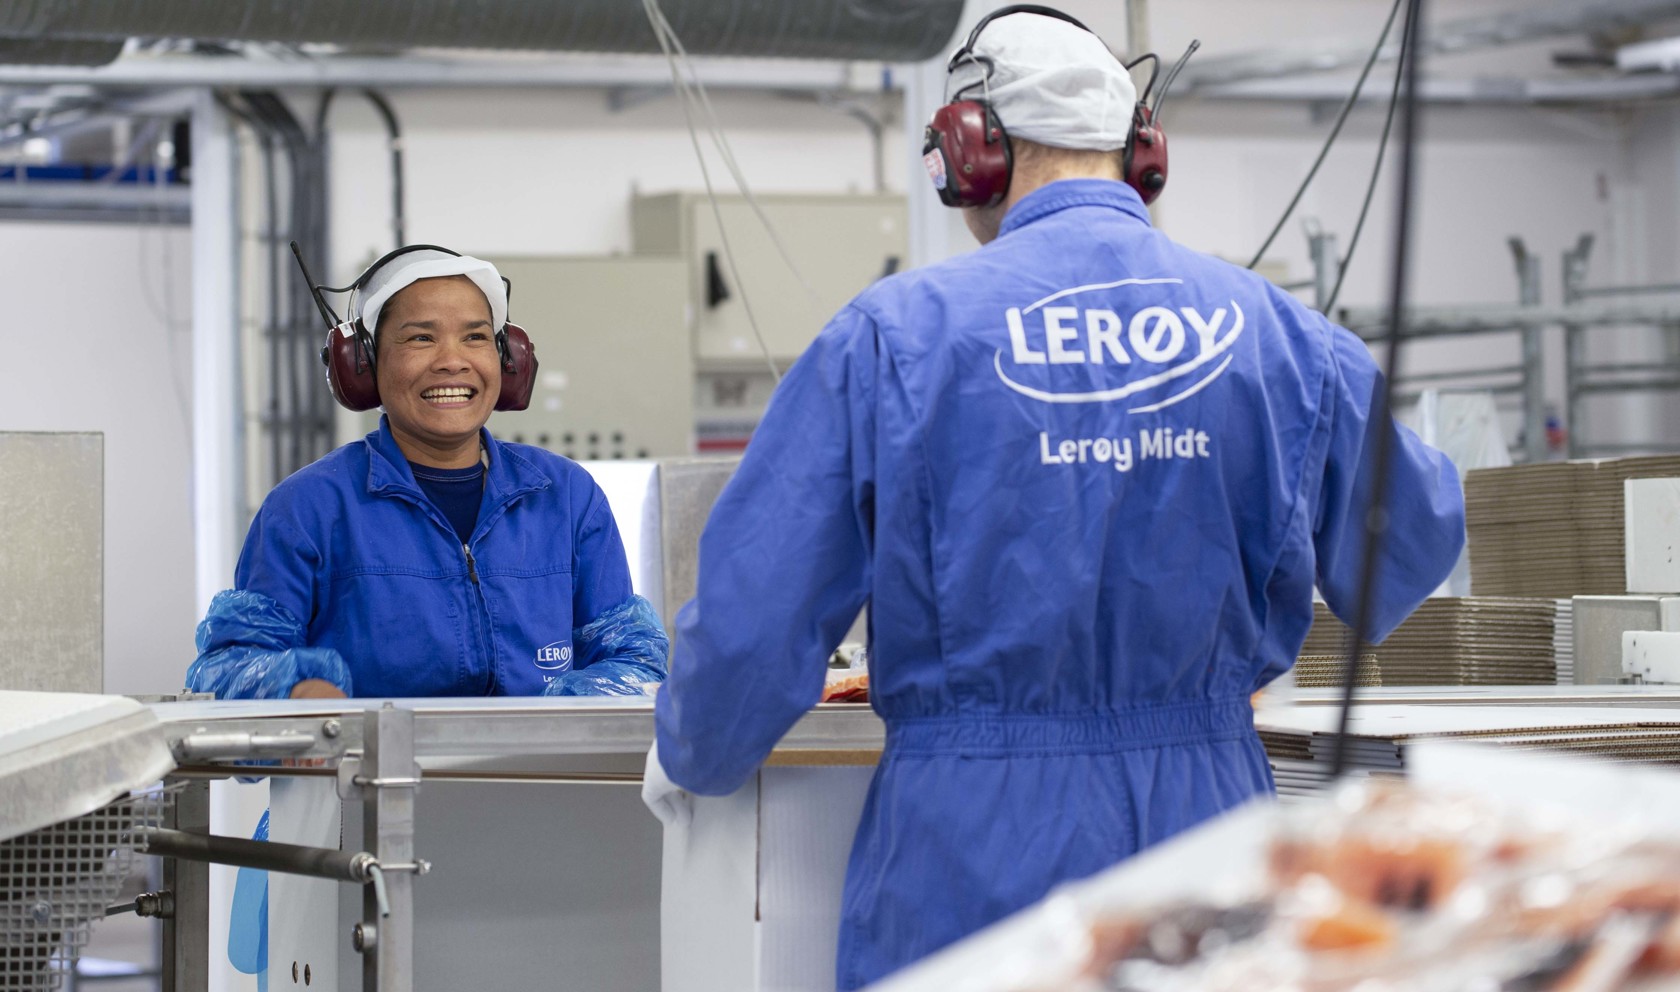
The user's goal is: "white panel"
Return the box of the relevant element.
[1627,478,1680,594]
[268,778,342,992]
[662,778,761,992]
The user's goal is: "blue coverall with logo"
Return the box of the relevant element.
[653,179,1465,988]
[188,417,666,699]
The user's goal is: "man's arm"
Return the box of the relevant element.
[1312,323,1466,643]
[654,309,878,796]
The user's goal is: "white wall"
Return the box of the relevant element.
[0,221,198,695]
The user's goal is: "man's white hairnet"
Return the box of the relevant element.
[357,249,507,336]
[946,10,1137,153]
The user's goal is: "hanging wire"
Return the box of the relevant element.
[1247,0,1407,271]
[1322,0,1415,314]
[643,0,822,384]
[1329,0,1426,780]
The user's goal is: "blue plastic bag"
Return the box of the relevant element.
[228,808,269,990]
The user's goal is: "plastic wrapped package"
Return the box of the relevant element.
[1411,390,1512,597]
[186,589,353,700]
[542,594,668,697]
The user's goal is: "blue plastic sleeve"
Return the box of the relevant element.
[186,589,354,700]
[542,594,669,697]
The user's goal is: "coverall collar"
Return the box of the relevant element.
[997,177,1151,239]
[365,415,551,507]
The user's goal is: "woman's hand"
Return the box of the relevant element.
[290,679,348,699]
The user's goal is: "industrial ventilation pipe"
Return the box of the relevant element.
[0,0,965,62]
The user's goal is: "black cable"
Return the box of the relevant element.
[1246,0,1406,271]
[317,88,407,252]
[1322,2,1414,315]
[360,89,406,249]
[1329,0,1426,781]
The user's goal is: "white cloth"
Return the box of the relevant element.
[357,249,507,335]
[642,740,692,828]
[946,10,1137,152]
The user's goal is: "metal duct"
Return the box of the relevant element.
[0,37,121,65]
[0,0,965,62]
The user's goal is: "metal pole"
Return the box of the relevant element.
[142,827,375,881]
[1509,238,1545,463]
[1311,231,1339,313]
[190,88,243,612]
[161,779,210,992]
[361,703,418,992]
[1562,235,1594,458]
[1126,0,1151,57]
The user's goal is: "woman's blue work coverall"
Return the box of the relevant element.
[653,178,1465,988]
[188,417,666,699]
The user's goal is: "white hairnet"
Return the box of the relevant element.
[946,10,1137,152]
[357,249,507,335]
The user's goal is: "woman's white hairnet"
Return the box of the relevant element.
[357,249,507,335]
[946,11,1137,153]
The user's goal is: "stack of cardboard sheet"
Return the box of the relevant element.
[1300,598,1562,685]
[1292,653,1381,689]
[1465,456,1680,597]
[1258,699,1680,800]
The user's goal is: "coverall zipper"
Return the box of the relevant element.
[462,543,497,694]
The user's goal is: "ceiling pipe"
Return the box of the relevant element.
[0,0,965,63]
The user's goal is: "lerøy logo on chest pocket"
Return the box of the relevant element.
[535,640,574,671]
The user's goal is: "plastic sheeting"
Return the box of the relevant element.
[187,589,354,700]
[543,594,668,697]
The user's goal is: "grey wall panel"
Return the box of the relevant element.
[0,432,102,692]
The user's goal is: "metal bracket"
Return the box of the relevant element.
[173,728,316,761]
[335,751,423,801]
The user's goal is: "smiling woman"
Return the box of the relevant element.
[185,246,669,702]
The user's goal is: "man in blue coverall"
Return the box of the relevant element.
[645,8,1465,988]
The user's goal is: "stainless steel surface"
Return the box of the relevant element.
[0,692,175,843]
[0,433,102,694]
[362,704,416,992]
[657,458,740,634]
[0,0,965,61]
[146,698,887,763]
[172,730,316,761]
[161,779,208,992]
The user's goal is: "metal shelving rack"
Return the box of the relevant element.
[1331,235,1680,461]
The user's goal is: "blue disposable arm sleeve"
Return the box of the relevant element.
[542,594,669,696]
[654,310,876,796]
[1311,325,1466,643]
[186,589,353,700]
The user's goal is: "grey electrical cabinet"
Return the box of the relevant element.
[484,255,693,460]
[358,256,693,460]
[631,192,908,367]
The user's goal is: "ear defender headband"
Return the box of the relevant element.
[922,5,1196,209]
[290,242,537,413]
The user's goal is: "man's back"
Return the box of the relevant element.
[654,177,1464,987]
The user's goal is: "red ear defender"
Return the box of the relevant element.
[494,323,538,412]
[321,321,382,412]
[1124,104,1168,205]
[923,100,1014,209]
